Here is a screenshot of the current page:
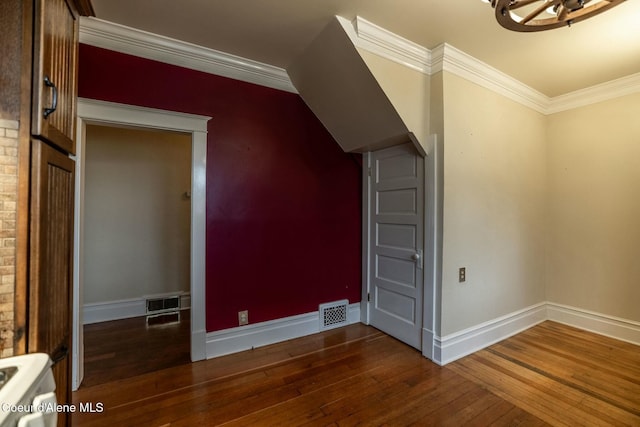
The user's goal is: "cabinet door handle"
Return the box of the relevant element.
[43,75,58,119]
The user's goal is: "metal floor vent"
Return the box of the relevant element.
[319,300,349,331]
[146,295,181,326]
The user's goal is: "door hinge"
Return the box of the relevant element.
[368,167,372,177]
[367,293,371,302]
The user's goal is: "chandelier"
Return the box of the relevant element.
[485,0,626,32]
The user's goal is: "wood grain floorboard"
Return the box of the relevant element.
[72,320,639,426]
[448,321,640,427]
[81,311,191,387]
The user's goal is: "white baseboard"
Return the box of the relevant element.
[434,302,548,365]
[83,293,191,324]
[206,303,361,359]
[190,328,207,362]
[83,298,145,324]
[547,303,640,346]
[431,302,640,366]
[84,296,638,363]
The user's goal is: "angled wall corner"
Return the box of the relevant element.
[287,16,418,154]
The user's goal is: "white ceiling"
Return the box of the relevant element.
[90,0,640,97]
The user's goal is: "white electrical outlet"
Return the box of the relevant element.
[238,310,249,326]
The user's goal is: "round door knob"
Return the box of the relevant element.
[412,253,420,261]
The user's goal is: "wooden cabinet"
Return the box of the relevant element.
[0,1,93,425]
[31,0,80,154]
[29,139,75,427]
[27,2,91,425]
[27,2,92,425]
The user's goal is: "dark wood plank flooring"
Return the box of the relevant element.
[72,320,640,426]
[81,311,191,387]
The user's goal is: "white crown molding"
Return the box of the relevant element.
[431,44,550,114]
[352,16,549,114]
[547,72,640,114]
[79,17,297,94]
[352,16,432,74]
[350,16,639,115]
[79,16,640,116]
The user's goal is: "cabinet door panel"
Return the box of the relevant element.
[29,139,75,426]
[32,0,78,154]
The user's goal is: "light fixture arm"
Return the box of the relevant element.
[491,0,626,32]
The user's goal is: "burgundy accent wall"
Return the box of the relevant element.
[78,45,362,332]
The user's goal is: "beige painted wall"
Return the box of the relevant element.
[351,48,638,336]
[358,49,431,150]
[546,93,640,322]
[440,72,547,336]
[83,125,191,304]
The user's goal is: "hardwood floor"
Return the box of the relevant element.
[72,321,640,426]
[81,311,191,387]
[448,321,640,426]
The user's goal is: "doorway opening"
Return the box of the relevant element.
[80,124,191,386]
[73,98,210,389]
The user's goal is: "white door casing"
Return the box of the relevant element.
[367,143,424,349]
[73,98,210,390]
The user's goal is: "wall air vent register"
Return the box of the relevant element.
[319,300,349,331]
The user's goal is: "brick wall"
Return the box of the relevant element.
[0,119,18,357]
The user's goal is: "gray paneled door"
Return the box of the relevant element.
[369,143,424,349]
